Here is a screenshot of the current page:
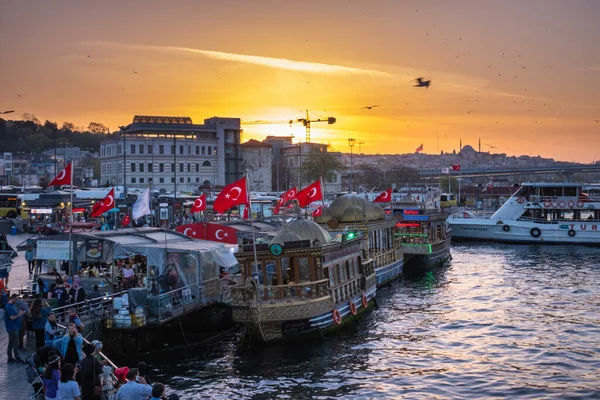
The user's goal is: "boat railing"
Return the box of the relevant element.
[145,282,201,324]
[51,289,129,325]
[516,216,600,224]
[370,248,397,269]
[401,243,432,255]
[330,276,361,305]
[361,258,375,278]
[231,279,330,305]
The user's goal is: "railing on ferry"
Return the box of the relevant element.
[231,279,329,304]
[330,276,361,304]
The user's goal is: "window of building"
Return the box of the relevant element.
[187,164,190,173]
[195,163,199,172]
[179,163,184,172]
[208,146,212,155]
[202,161,211,167]
[117,145,122,154]
[187,177,191,183]
[140,178,144,183]
[131,177,136,183]
[139,144,144,154]
[139,163,144,172]
[171,145,175,154]
[180,177,184,183]
[202,146,206,155]
[171,163,175,172]
[171,177,175,183]
[196,146,200,155]
[130,144,136,154]
[131,163,136,172]
[159,163,164,172]
[159,177,164,183]
[196,177,199,183]
[148,144,153,154]
[148,163,153,173]
[159,145,164,154]
[179,145,184,155]
[187,145,191,154]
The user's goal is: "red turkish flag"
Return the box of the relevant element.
[243,203,250,219]
[312,206,323,217]
[176,222,238,244]
[415,144,423,153]
[284,187,297,202]
[176,223,205,239]
[296,180,323,207]
[91,188,115,217]
[49,162,72,187]
[374,188,392,203]
[122,215,131,227]
[452,164,461,171]
[191,194,206,213]
[213,177,248,213]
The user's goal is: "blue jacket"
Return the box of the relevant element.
[53,334,84,360]
[32,307,51,330]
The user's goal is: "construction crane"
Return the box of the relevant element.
[242,110,336,143]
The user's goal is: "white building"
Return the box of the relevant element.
[100,115,243,192]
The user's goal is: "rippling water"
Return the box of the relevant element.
[148,244,600,399]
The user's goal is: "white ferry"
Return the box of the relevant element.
[449,183,600,246]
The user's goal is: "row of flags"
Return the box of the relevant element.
[441,165,461,173]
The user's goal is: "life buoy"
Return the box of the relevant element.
[543,201,551,208]
[568,200,575,208]
[361,294,368,309]
[349,301,357,315]
[332,309,342,325]
[530,227,541,238]
[503,225,510,232]
[568,229,576,237]
[517,197,525,204]
[552,202,558,208]
[558,201,566,208]
[576,201,584,208]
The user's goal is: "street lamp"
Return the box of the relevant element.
[348,138,356,192]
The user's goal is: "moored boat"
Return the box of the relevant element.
[448,182,600,245]
[231,218,377,343]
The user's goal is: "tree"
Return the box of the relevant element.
[383,165,420,188]
[88,122,108,134]
[61,122,75,132]
[302,149,343,184]
[440,176,459,193]
[22,113,40,125]
[44,120,58,131]
[354,164,384,191]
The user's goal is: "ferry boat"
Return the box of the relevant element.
[231,218,377,344]
[314,194,404,287]
[390,193,452,270]
[449,182,600,245]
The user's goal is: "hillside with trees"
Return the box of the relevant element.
[0,113,109,153]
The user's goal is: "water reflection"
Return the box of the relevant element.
[147,244,600,399]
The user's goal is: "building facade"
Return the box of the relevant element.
[241,139,272,192]
[100,115,243,192]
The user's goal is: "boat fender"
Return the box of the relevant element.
[517,197,525,204]
[568,229,576,237]
[349,301,357,316]
[361,293,369,309]
[503,225,510,232]
[558,201,566,208]
[543,201,551,208]
[332,309,342,325]
[576,201,584,208]
[588,204,595,210]
[567,200,575,208]
[530,227,541,238]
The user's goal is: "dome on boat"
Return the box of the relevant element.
[328,194,385,223]
[271,218,331,246]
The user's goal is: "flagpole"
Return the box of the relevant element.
[69,162,74,280]
[319,176,325,210]
[246,174,259,276]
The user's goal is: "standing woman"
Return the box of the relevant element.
[58,363,81,400]
[30,298,52,349]
[43,355,61,400]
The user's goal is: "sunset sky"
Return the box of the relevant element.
[1,0,599,162]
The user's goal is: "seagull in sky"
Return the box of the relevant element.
[362,105,378,109]
[413,77,431,88]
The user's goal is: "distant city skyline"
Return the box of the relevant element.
[1,0,599,163]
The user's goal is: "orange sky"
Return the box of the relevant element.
[1,0,599,162]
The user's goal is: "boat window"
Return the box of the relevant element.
[265,261,276,286]
[298,257,310,282]
[514,186,531,198]
[339,261,347,281]
[281,257,290,284]
[335,264,341,284]
[345,260,351,279]
[563,187,577,197]
[541,187,559,197]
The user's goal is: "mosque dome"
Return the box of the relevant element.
[271,218,331,246]
[328,194,385,223]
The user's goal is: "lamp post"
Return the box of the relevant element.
[348,138,356,192]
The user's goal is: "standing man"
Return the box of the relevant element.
[15,294,30,350]
[4,294,26,363]
[25,245,34,276]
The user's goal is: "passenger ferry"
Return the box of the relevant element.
[449,182,600,245]
[231,218,377,343]
[314,194,404,287]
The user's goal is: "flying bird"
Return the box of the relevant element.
[362,105,378,110]
[594,120,599,123]
[413,77,431,88]
[133,71,138,74]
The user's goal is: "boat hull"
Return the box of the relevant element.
[450,220,600,246]
[375,260,404,287]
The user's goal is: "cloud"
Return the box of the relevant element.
[590,66,600,71]
[82,40,392,77]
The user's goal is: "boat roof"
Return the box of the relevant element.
[521,182,600,188]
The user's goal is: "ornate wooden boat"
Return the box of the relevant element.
[231,218,377,343]
[314,194,404,287]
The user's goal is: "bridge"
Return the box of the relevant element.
[418,164,600,180]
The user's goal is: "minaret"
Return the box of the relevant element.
[478,137,481,153]
[460,138,462,151]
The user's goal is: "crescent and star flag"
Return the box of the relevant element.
[312,206,323,217]
[415,144,424,153]
[213,176,248,213]
[374,188,392,203]
[191,193,206,213]
[90,188,115,217]
[296,180,323,208]
[274,187,298,214]
[175,222,238,244]
[452,164,461,171]
[48,162,72,186]
[132,188,151,220]
[243,203,250,219]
